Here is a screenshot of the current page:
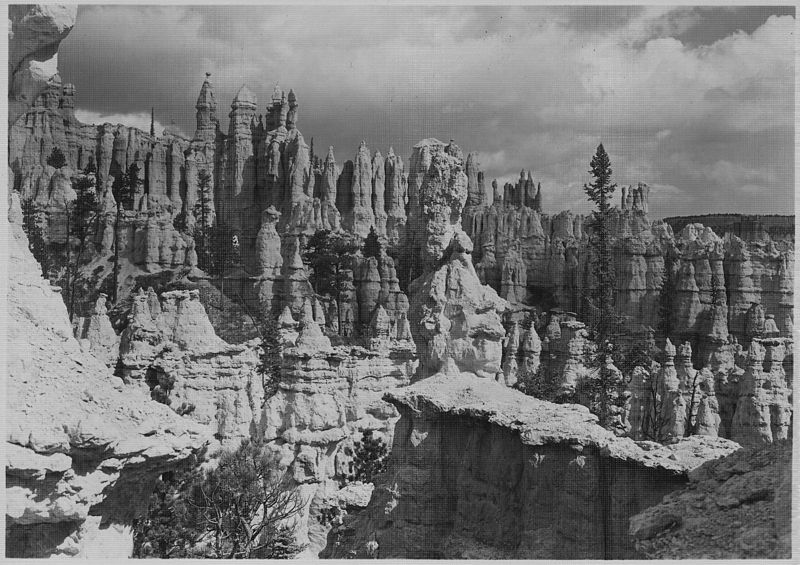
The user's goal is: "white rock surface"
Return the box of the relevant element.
[6,194,209,557]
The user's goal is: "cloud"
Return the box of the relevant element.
[57,6,793,218]
[73,109,184,137]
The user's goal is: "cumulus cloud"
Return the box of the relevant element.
[73,109,183,137]
[57,6,794,217]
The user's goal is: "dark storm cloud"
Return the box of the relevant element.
[59,5,794,218]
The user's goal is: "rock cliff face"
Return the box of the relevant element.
[328,373,739,559]
[630,440,791,559]
[257,311,417,554]
[12,42,792,347]
[10,71,424,324]
[6,194,209,558]
[72,293,120,367]
[326,139,742,560]
[467,181,793,351]
[9,4,77,124]
[112,287,269,442]
[406,141,508,381]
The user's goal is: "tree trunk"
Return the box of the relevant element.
[65,208,73,320]
[335,264,342,335]
[112,202,121,304]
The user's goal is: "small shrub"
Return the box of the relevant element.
[351,430,388,483]
[46,147,67,169]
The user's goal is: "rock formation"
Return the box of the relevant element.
[630,441,791,559]
[730,338,792,446]
[384,147,407,245]
[117,288,227,386]
[258,341,417,553]
[406,142,508,381]
[344,141,375,237]
[11,58,792,353]
[6,194,208,557]
[327,373,739,559]
[255,205,284,314]
[9,5,77,123]
[72,293,120,367]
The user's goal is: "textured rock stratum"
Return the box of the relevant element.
[9,4,76,123]
[326,373,739,559]
[407,141,508,382]
[324,139,744,559]
[6,194,209,558]
[630,440,792,559]
[258,314,417,555]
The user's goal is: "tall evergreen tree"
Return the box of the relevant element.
[581,143,625,429]
[207,223,240,303]
[65,166,99,319]
[193,169,214,270]
[111,163,142,303]
[362,225,382,260]
[21,198,50,277]
[46,147,67,169]
[302,230,360,333]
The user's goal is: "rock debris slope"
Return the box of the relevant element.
[630,440,792,559]
[6,194,209,558]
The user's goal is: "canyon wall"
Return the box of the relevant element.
[327,373,739,559]
[10,57,793,352]
[7,10,210,558]
[469,186,793,347]
[325,141,741,559]
[9,4,76,124]
[6,193,209,557]
[258,310,417,554]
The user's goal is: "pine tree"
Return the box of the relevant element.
[206,222,240,304]
[302,230,360,334]
[362,225,381,260]
[65,166,99,319]
[351,430,389,483]
[133,467,200,558]
[257,314,283,399]
[46,147,67,169]
[184,438,305,558]
[192,169,214,269]
[21,198,50,277]
[582,144,625,429]
[110,163,142,303]
[657,256,677,339]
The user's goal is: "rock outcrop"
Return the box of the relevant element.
[259,325,417,555]
[630,440,791,559]
[6,195,208,558]
[327,373,739,559]
[72,293,120,367]
[11,55,792,350]
[407,141,508,381]
[117,287,226,378]
[729,338,792,446]
[9,4,77,123]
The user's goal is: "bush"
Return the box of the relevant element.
[46,147,67,169]
[133,439,306,559]
[351,430,388,483]
[133,466,199,558]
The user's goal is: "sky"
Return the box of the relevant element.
[58,5,795,218]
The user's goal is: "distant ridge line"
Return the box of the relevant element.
[662,213,795,240]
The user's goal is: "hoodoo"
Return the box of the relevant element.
[7,4,793,560]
